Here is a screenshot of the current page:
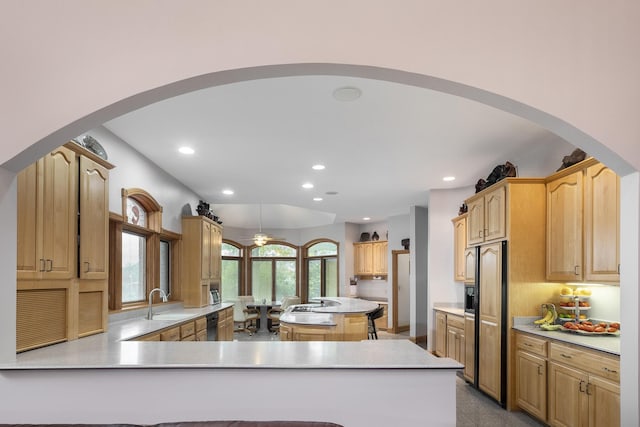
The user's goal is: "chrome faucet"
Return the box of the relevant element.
[146,288,168,320]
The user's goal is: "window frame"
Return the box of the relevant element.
[248,241,299,301]
[108,188,180,311]
[221,239,244,301]
[302,239,339,302]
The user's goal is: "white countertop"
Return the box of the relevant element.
[1,301,461,371]
[280,297,379,325]
[513,318,620,356]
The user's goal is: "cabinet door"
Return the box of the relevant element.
[484,186,506,242]
[463,315,475,382]
[201,221,212,280]
[16,162,41,278]
[584,164,620,282]
[516,350,547,422]
[372,241,387,275]
[79,156,109,280]
[41,147,77,280]
[478,243,502,402]
[446,326,457,360]
[210,224,222,282]
[354,243,373,275]
[548,362,588,427]
[588,376,620,427]
[434,311,447,357]
[547,171,583,281]
[464,247,476,283]
[453,216,467,281]
[467,197,485,246]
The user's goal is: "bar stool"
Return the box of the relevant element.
[367,305,384,339]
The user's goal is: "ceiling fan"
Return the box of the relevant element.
[239,204,286,247]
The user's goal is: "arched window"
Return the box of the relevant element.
[304,239,339,301]
[109,188,178,310]
[249,243,298,302]
[221,240,243,301]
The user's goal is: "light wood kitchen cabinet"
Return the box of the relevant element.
[546,158,620,283]
[353,241,388,277]
[160,326,181,341]
[463,314,475,383]
[17,146,77,280]
[452,214,467,281]
[464,247,476,284]
[478,242,502,403]
[466,185,506,246]
[434,310,447,357]
[16,143,114,352]
[515,333,548,423]
[584,163,620,282]
[217,306,234,341]
[514,332,620,427]
[78,155,109,280]
[446,314,465,365]
[182,216,223,307]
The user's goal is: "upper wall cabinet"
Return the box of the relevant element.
[452,214,467,281]
[466,185,506,246]
[354,241,388,278]
[546,158,620,283]
[182,215,223,308]
[17,146,77,280]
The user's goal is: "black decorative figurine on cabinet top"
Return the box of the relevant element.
[372,231,380,241]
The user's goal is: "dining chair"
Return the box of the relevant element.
[233,296,259,335]
[267,296,301,333]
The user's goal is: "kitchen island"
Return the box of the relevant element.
[0,302,462,427]
[279,297,379,341]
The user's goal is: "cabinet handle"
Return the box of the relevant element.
[39,258,46,272]
[579,380,586,393]
[46,259,53,272]
[586,382,593,396]
[618,264,620,274]
[603,367,618,374]
[523,342,533,347]
[84,262,90,273]
[537,365,543,376]
[478,230,482,238]
[574,265,580,275]
[561,353,573,359]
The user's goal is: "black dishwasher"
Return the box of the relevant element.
[206,311,219,341]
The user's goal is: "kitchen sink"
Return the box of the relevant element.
[148,312,194,321]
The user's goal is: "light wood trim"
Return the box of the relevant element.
[391,249,409,334]
[544,157,599,183]
[121,187,163,232]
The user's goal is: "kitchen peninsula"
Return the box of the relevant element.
[0,303,462,426]
[279,297,379,341]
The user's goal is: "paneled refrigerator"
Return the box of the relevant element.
[468,240,508,407]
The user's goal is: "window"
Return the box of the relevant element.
[221,240,242,301]
[249,243,298,302]
[109,188,179,310]
[305,240,338,301]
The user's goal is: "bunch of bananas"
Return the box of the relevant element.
[534,304,558,329]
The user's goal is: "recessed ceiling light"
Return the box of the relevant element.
[443,176,456,182]
[312,164,326,170]
[332,86,362,102]
[222,189,234,195]
[178,146,195,155]
[302,182,314,189]
[313,197,323,202]
[325,191,339,195]
[363,217,371,221]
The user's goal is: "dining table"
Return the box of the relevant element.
[247,300,281,333]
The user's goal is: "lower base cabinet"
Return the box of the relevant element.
[515,332,620,427]
[217,306,234,341]
[463,314,475,383]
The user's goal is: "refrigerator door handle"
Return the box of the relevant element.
[480,319,498,327]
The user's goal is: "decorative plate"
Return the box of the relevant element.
[82,135,108,160]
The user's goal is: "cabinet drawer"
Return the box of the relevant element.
[195,316,207,332]
[549,342,620,382]
[181,334,195,341]
[180,321,195,339]
[447,314,464,330]
[516,333,547,357]
[160,326,181,341]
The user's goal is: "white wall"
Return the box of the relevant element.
[86,126,203,233]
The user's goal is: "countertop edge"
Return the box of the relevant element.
[513,325,620,356]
